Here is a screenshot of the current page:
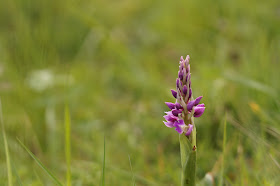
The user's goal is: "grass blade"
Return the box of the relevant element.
[65,106,72,186]
[12,162,23,186]
[100,136,106,186]
[128,155,136,186]
[0,99,13,186]
[17,138,63,186]
[224,71,277,98]
[219,114,227,186]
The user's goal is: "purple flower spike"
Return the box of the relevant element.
[194,106,205,117]
[171,89,177,98]
[165,102,176,110]
[163,55,205,136]
[185,124,193,136]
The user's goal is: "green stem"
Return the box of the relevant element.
[180,117,196,186]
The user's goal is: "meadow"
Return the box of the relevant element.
[0,0,280,185]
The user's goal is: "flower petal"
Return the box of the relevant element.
[194,96,203,106]
[194,106,205,117]
[188,88,192,99]
[187,100,195,111]
[183,85,188,95]
[176,119,185,126]
[163,113,177,122]
[185,124,193,136]
[165,102,175,110]
[180,56,184,61]
[176,78,181,89]
[197,103,205,107]
[172,109,182,116]
[163,121,174,128]
[175,125,183,134]
[178,71,183,80]
[175,102,183,109]
[171,89,177,98]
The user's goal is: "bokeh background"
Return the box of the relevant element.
[0,0,280,185]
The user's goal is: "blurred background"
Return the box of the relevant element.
[0,0,280,185]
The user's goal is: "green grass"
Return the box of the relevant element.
[17,138,63,185]
[0,0,280,185]
[100,136,105,186]
[128,155,136,186]
[64,106,72,186]
[219,114,227,186]
[1,99,13,186]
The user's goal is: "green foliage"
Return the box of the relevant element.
[100,136,105,186]
[1,99,13,186]
[0,0,280,185]
[180,134,196,186]
[17,139,63,186]
[64,106,72,186]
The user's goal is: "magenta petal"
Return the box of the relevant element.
[176,119,185,126]
[175,102,183,109]
[194,106,205,117]
[174,120,185,134]
[172,109,182,116]
[186,55,190,62]
[186,74,189,82]
[180,56,184,61]
[178,71,183,80]
[186,64,190,73]
[171,90,177,98]
[194,96,203,106]
[188,88,192,99]
[175,125,183,134]
[197,103,205,107]
[165,102,176,110]
[187,100,195,111]
[176,78,181,89]
[183,85,188,95]
[164,115,177,123]
[163,121,174,128]
[185,124,193,136]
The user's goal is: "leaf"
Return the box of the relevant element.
[17,138,63,186]
[100,136,106,186]
[219,114,227,186]
[64,106,72,186]
[182,150,196,186]
[179,134,192,168]
[1,99,13,186]
[179,134,196,186]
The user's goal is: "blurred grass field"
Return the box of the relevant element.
[0,0,280,185]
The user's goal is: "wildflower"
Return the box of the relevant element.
[163,55,205,136]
